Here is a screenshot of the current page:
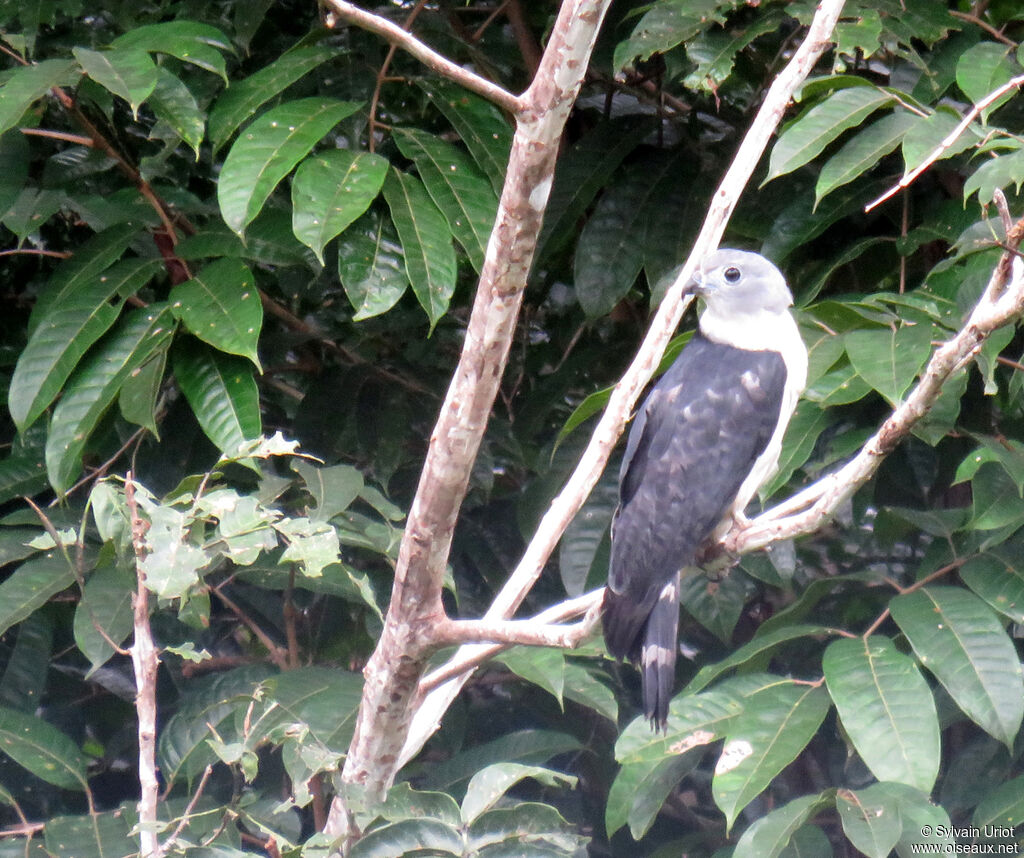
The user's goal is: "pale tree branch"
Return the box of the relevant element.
[865,73,1024,212]
[323,0,616,848]
[723,214,1024,556]
[320,0,520,114]
[399,0,848,770]
[125,474,164,858]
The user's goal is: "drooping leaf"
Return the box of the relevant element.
[147,66,205,156]
[0,704,88,790]
[9,256,162,431]
[836,783,906,858]
[111,20,233,80]
[0,59,78,136]
[606,755,698,840]
[823,636,940,793]
[969,461,1024,531]
[733,793,832,858]
[973,774,1024,830]
[45,305,176,494]
[766,88,894,183]
[381,168,457,329]
[419,79,512,194]
[118,346,168,435]
[613,0,730,72]
[173,344,262,459]
[902,108,980,174]
[960,543,1024,624]
[963,145,1024,205]
[291,150,388,264]
[337,210,409,320]
[72,47,157,117]
[712,683,830,830]
[393,128,498,272]
[218,98,361,237]
[891,586,1024,749]
[559,468,617,597]
[208,45,336,152]
[956,42,1017,122]
[816,111,916,204]
[73,561,134,673]
[460,763,576,824]
[169,258,262,368]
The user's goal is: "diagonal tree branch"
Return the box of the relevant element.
[321,0,520,114]
[399,0,849,769]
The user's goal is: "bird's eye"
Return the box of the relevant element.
[724,266,741,283]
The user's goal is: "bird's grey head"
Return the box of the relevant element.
[688,249,794,316]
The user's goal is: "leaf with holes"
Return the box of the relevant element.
[712,683,830,830]
[174,345,261,458]
[394,128,498,273]
[823,636,939,792]
[292,150,388,264]
[218,98,361,237]
[382,169,456,329]
[45,305,176,494]
[10,257,162,431]
[170,258,262,369]
[891,586,1024,749]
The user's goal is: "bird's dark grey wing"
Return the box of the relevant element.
[603,334,787,665]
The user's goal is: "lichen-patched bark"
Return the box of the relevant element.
[323,0,614,846]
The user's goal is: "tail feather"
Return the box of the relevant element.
[641,575,679,730]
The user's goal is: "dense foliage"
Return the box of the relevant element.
[2,0,1024,855]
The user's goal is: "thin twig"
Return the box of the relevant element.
[865,74,1024,212]
[367,0,428,153]
[950,10,1016,46]
[18,127,94,146]
[320,0,521,114]
[212,584,290,670]
[0,248,72,259]
[159,765,213,852]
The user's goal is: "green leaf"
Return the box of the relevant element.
[712,683,830,830]
[613,0,729,72]
[73,561,134,673]
[902,109,980,174]
[119,346,168,434]
[291,150,388,264]
[960,544,1024,623]
[816,111,916,205]
[218,98,361,237]
[844,322,934,406]
[686,625,839,695]
[337,210,409,320]
[733,793,832,858]
[956,42,1016,122]
[0,704,88,790]
[497,646,565,705]
[576,154,692,317]
[0,132,29,216]
[419,79,512,194]
[970,461,1024,531]
[44,812,134,858]
[393,128,498,272]
[606,755,697,839]
[173,345,262,458]
[823,636,940,793]
[973,774,1024,830]
[0,552,74,640]
[766,88,894,183]
[461,763,576,824]
[559,469,616,597]
[0,455,48,505]
[381,168,457,329]
[9,257,162,431]
[683,10,785,93]
[45,305,176,494]
[759,401,831,499]
[1,188,63,242]
[111,20,234,80]
[963,146,1024,205]
[170,258,262,368]
[292,459,364,522]
[72,47,157,117]
[177,209,317,268]
[208,45,336,152]
[0,612,52,713]
[836,783,906,858]
[891,586,1024,749]
[538,118,654,263]
[348,819,463,858]
[28,223,140,336]
[0,59,78,136]
[147,66,205,156]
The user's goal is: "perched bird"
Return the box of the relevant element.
[602,249,808,728]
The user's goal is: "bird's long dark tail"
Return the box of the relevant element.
[642,573,679,730]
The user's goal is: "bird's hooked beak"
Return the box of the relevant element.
[683,265,709,298]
